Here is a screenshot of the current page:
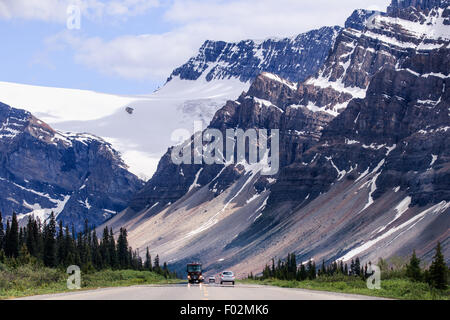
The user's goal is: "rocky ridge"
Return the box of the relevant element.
[0,102,143,230]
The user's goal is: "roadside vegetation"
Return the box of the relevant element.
[243,243,449,300]
[0,212,179,299]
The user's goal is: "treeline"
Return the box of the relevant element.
[0,212,176,278]
[255,254,372,281]
[251,242,448,290]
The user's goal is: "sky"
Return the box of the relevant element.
[0,0,391,95]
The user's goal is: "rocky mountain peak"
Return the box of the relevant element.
[166,26,342,84]
[0,101,143,230]
[389,0,449,10]
[387,0,450,22]
[109,1,450,275]
[345,9,381,31]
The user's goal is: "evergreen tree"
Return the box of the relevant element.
[117,228,129,269]
[57,220,65,266]
[0,215,171,276]
[6,213,19,258]
[354,257,361,276]
[339,260,344,274]
[0,211,4,250]
[320,259,326,276]
[271,258,275,278]
[91,230,102,270]
[19,227,24,249]
[154,254,160,273]
[428,242,447,290]
[287,253,297,280]
[100,227,110,268]
[406,250,422,282]
[262,264,270,279]
[163,262,169,278]
[144,247,152,271]
[299,264,307,281]
[64,225,75,266]
[43,212,57,267]
[4,220,10,255]
[307,260,316,280]
[25,217,36,257]
[108,228,118,269]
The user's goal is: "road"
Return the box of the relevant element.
[16,283,385,300]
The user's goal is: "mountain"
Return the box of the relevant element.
[167,26,341,84]
[103,0,450,277]
[0,79,247,181]
[0,14,358,231]
[0,102,143,230]
[0,26,343,181]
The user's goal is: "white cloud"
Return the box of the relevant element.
[49,30,196,81]
[46,0,390,83]
[0,0,159,22]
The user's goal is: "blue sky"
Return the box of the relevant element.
[0,0,391,95]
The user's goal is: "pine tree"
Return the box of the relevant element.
[154,254,160,273]
[43,212,57,267]
[57,220,65,266]
[307,260,315,280]
[354,257,361,276]
[100,227,110,268]
[6,213,19,258]
[4,220,10,255]
[406,250,422,282]
[299,263,307,281]
[428,242,447,290]
[320,259,326,277]
[64,225,75,266]
[271,258,275,278]
[163,262,169,278]
[287,253,297,280]
[108,228,118,269]
[262,264,270,279]
[19,227,24,249]
[117,228,129,269]
[25,217,35,257]
[91,230,102,270]
[0,211,4,251]
[144,247,152,271]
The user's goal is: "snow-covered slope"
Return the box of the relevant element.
[0,78,248,180]
[105,0,450,276]
[0,101,142,230]
[167,26,341,84]
[0,25,344,180]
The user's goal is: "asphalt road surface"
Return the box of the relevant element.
[16,283,385,300]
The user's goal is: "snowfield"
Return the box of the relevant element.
[0,77,249,180]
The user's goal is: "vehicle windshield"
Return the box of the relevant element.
[187,265,202,272]
[223,271,233,276]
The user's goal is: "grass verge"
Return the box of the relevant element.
[240,277,449,300]
[0,263,180,299]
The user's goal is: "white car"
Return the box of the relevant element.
[220,271,235,285]
[208,276,216,283]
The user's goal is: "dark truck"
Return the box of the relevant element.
[187,263,204,284]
